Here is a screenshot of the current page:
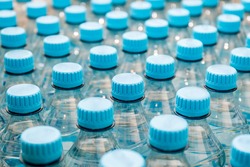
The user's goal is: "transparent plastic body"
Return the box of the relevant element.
[148,39,171,56]
[203,45,219,69]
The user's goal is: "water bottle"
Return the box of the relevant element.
[62,97,117,166]
[182,0,203,26]
[143,55,176,122]
[146,115,190,167]
[175,86,225,166]
[111,73,148,154]
[205,64,249,161]
[201,0,219,25]
[112,0,127,6]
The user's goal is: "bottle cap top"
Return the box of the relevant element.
[145,18,168,39]
[1,27,26,48]
[65,5,86,24]
[242,0,250,12]
[223,3,244,19]
[0,0,13,10]
[91,0,112,14]
[182,0,202,16]
[202,0,218,7]
[130,1,152,20]
[193,25,218,45]
[146,0,165,9]
[105,10,128,30]
[122,31,148,53]
[217,14,241,34]
[36,15,60,35]
[246,33,250,48]
[167,8,190,27]
[230,47,250,71]
[79,22,103,42]
[26,1,47,18]
[52,0,71,9]
[0,10,16,28]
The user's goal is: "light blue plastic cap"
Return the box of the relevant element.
[247,33,250,48]
[100,149,145,167]
[146,0,165,9]
[230,47,250,71]
[149,115,188,151]
[202,0,218,7]
[176,86,210,118]
[230,135,250,167]
[1,27,26,48]
[26,1,47,19]
[91,0,112,15]
[21,126,63,165]
[112,73,144,101]
[36,15,60,35]
[182,0,203,16]
[0,10,16,28]
[112,0,126,5]
[105,11,128,30]
[6,84,42,114]
[130,1,152,20]
[217,14,241,34]
[223,3,244,20]
[122,31,148,53]
[52,0,71,9]
[4,50,34,74]
[52,62,84,89]
[43,35,70,57]
[205,64,237,91]
[146,55,175,80]
[193,25,218,45]
[79,22,103,42]
[65,5,86,24]
[77,97,114,130]
[242,0,250,12]
[145,19,168,39]
[0,0,13,10]
[176,38,203,61]
[167,8,190,27]
[90,45,118,69]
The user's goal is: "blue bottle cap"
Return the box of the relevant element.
[223,3,244,20]
[130,1,152,20]
[230,47,250,72]
[246,33,250,48]
[6,84,42,114]
[36,15,60,36]
[205,64,237,91]
[175,86,210,118]
[167,8,190,27]
[112,0,126,5]
[122,31,148,53]
[79,22,103,42]
[0,10,16,28]
[77,97,114,130]
[0,0,13,10]
[230,135,250,167]
[149,115,188,151]
[202,0,218,7]
[182,0,203,17]
[4,50,34,74]
[90,45,118,69]
[242,0,250,12]
[1,27,26,48]
[91,0,112,15]
[112,73,144,101]
[146,0,165,10]
[52,0,71,9]
[145,18,168,39]
[52,62,84,89]
[146,55,175,80]
[193,25,218,45]
[21,126,63,165]
[105,10,128,30]
[100,149,145,167]
[176,38,203,61]
[43,35,70,57]
[26,1,47,19]
[217,14,241,34]
[65,5,86,24]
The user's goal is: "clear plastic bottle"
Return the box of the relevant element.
[175,86,225,166]
[201,0,219,25]
[182,0,203,26]
[62,97,117,167]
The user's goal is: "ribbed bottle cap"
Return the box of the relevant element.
[182,0,203,17]
[176,38,203,61]
[217,14,241,34]
[167,8,190,27]
[79,22,103,42]
[91,0,112,14]
[247,33,250,48]
[242,0,250,12]
[26,1,47,19]
[230,135,250,167]
[112,0,126,5]
[202,0,218,7]
[122,31,148,53]
[230,47,250,71]
[65,5,86,24]
[21,126,63,165]
[52,62,84,89]
[193,25,218,45]
[205,64,237,91]
[90,45,118,69]
[145,19,168,39]
[100,149,145,167]
[6,84,42,114]
[0,10,16,28]
[149,115,188,151]
[43,35,70,57]
[223,3,244,20]
[52,0,70,9]
[77,97,114,130]
[130,1,152,20]
[0,0,13,10]
[146,55,175,80]
[36,15,60,35]
[1,27,26,48]
[176,86,210,118]
[105,11,128,30]
[4,50,34,74]
[112,73,144,101]
[146,0,165,10]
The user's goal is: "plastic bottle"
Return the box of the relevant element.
[182,0,203,26]
[242,0,250,36]
[201,0,219,25]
